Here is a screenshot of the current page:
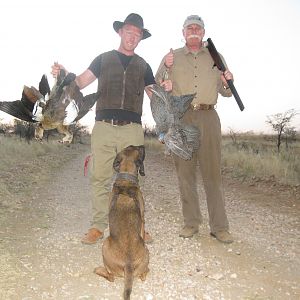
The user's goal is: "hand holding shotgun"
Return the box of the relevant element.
[205,38,245,111]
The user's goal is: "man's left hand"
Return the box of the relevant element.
[221,70,234,88]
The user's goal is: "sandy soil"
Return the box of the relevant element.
[0,144,299,300]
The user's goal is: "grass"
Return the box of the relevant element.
[0,133,299,205]
[0,135,89,201]
[144,134,300,187]
[222,136,300,186]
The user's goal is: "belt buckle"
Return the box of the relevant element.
[191,103,214,111]
[107,119,133,126]
[191,103,200,111]
[191,103,196,111]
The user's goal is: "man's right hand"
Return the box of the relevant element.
[164,48,174,68]
[160,79,172,92]
[51,62,67,78]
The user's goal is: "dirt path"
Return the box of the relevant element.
[1,146,299,300]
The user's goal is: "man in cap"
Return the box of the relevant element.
[156,15,234,243]
[52,13,171,244]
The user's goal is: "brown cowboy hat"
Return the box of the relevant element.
[113,13,151,40]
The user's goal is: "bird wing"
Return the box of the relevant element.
[170,93,196,119]
[39,74,51,98]
[73,92,99,122]
[163,123,200,160]
[164,126,193,160]
[0,83,45,122]
[0,100,35,122]
[0,74,51,123]
[180,123,200,151]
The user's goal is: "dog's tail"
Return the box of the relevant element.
[123,262,134,300]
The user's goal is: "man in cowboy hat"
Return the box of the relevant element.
[51,13,172,244]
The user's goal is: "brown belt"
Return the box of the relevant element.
[100,119,133,126]
[191,103,215,111]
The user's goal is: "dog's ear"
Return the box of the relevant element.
[113,153,121,172]
[137,145,145,176]
[138,145,145,161]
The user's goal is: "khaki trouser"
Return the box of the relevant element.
[90,121,144,231]
[173,109,229,233]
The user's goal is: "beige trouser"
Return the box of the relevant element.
[173,108,229,233]
[90,121,144,231]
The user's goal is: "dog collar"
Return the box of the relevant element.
[114,172,139,186]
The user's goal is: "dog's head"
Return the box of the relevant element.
[113,145,145,177]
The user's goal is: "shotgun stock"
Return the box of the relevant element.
[206,38,245,111]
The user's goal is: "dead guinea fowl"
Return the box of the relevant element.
[149,84,200,160]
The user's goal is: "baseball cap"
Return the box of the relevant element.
[183,15,205,28]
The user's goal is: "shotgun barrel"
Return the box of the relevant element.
[206,38,245,111]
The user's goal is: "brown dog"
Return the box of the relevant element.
[94,145,149,300]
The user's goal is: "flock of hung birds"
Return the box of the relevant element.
[0,71,199,160]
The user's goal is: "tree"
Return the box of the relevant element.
[266,109,298,152]
[228,127,238,145]
[283,126,297,149]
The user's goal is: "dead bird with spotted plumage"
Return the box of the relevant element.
[149,84,199,160]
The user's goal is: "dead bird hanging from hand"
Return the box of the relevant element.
[0,70,99,143]
[149,84,199,160]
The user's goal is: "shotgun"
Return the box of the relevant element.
[205,38,245,111]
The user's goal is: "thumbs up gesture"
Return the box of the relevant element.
[164,48,174,68]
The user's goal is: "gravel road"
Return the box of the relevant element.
[1,145,299,299]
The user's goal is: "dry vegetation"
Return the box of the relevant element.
[0,131,299,299]
[0,135,89,207]
[221,133,300,188]
[0,130,299,209]
[145,133,300,188]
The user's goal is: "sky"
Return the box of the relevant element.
[0,0,299,134]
